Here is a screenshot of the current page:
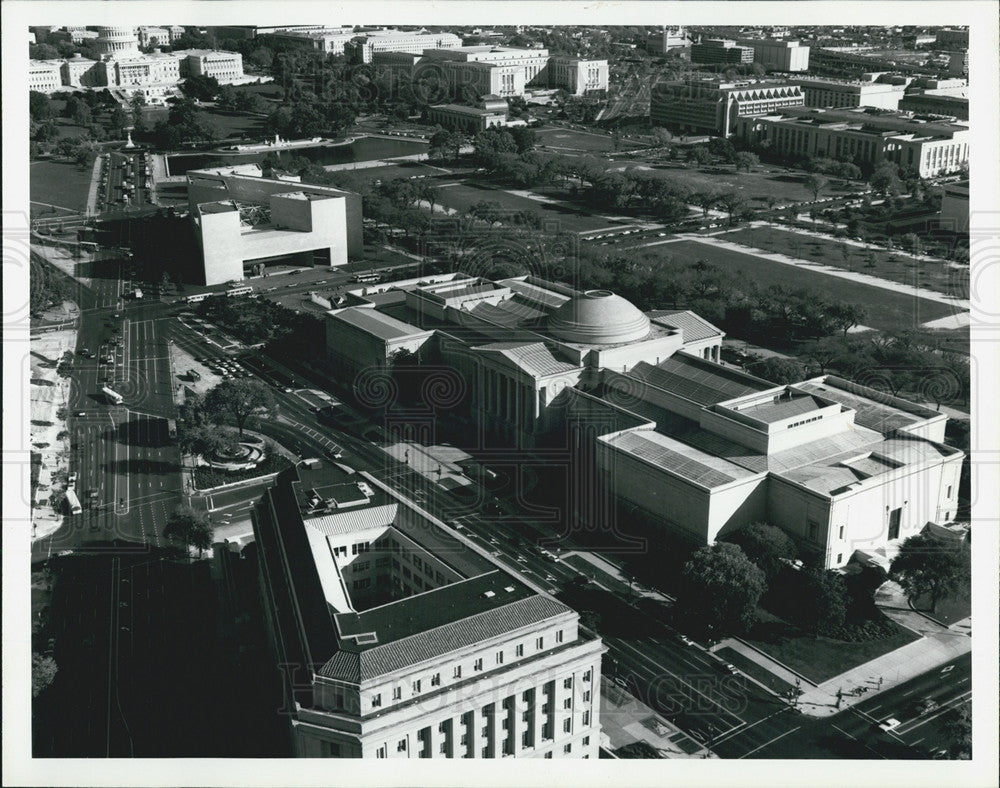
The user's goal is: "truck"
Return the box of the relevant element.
[167,418,178,440]
[102,386,124,405]
[64,489,83,515]
[133,288,143,299]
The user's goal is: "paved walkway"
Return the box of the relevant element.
[85,155,102,215]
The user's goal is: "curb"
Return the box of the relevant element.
[730,636,818,688]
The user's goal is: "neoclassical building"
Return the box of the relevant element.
[323,273,964,569]
[252,460,605,758]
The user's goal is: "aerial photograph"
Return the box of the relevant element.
[13,15,992,783]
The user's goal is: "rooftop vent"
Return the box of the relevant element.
[504,586,515,593]
[483,590,496,598]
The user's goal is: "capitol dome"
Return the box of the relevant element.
[548,290,651,345]
[95,26,140,58]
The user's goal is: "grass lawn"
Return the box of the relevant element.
[199,108,268,141]
[912,591,970,627]
[30,159,93,216]
[720,226,970,299]
[434,180,624,233]
[649,239,958,331]
[535,127,645,153]
[744,618,921,684]
[605,161,857,207]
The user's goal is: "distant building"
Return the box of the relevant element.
[898,92,968,121]
[547,56,609,96]
[137,26,171,49]
[427,102,509,133]
[650,77,804,137]
[647,27,691,56]
[29,60,64,93]
[262,27,358,56]
[690,39,754,66]
[947,51,968,77]
[186,164,362,286]
[345,29,463,63]
[938,180,969,232]
[61,54,103,88]
[936,28,969,49]
[252,459,605,758]
[737,107,969,178]
[739,39,809,72]
[789,76,907,110]
[174,49,245,83]
[321,273,964,570]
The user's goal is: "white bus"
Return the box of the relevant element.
[351,272,382,284]
[65,489,83,515]
[185,293,210,304]
[102,386,124,405]
[226,285,254,298]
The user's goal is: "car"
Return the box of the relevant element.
[326,445,344,460]
[913,697,940,716]
[878,718,902,733]
[679,635,696,647]
[74,411,86,417]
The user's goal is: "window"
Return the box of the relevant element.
[502,718,509,730]
[583,670,591,683]
[376,746,386,758]
[516,644,524,657]
[836,553,843,564]
[947,485,953,498]
[375,557,390,568]
[563,743,572,753]
[414,576,423,588]
[392,558,400,570]
[436,571,444,584]
[582,711,590,725]
[354,560,369,572]
[439,721,447,734]
[496,651,504,665]
[563,719,572,733]
[522,711,531,722]
[582,691,590,702]
[556,630,564,643]
[453,665,462,679]
[431,673,441,687]
[403,567,412,579]
[807,520,819,540]
[392,686,401,700]
[482,747,489,757]
[352,578,370,590]
[474,658,483,672]
[522,731,531,747]
[397,739,407,752]
[563,678,573,690]
[563,698,572,709]
[413,679,422,693]
[838,526,844,541]
[440,742,447,754]
[327,742,341,756]
[413,556,422,571]
[583,736,590,746]
[371,693,382,709]
[460,734,468,745]
[425,564,433,577]
[544,752,553,759]
[536,637,544,650]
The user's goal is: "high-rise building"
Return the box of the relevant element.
[690,39,754,65]
[252,460,605,758]
[739,39,809,72]
[650,78,804,137]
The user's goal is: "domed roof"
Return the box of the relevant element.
[548,290,651,345]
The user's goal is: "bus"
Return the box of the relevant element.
[186,293,210,304]
[65,489,83,515]
[167,419,178,440]
[102,386,124,405]
[351,273,382,284]
[226,285,254,298]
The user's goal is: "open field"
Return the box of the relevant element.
[745,619,921,684]
[30,159,93,216]
[200,109,268,140]
[535,127,646,153]
[649,239,959,331]
[433,180,625,233]
[606,161,857,207]
[720,226,969,299]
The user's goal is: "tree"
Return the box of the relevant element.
[676,543,766,633]
[32,652,58,697]
[695,189,721,218]
[733,151,759,172]
[686,146,711,167]
[29,91,53,122]
[869,161,902,197]
[794,568,850,636]
[890,533,968,612]
[718,192,749,225]
[942,705,972,759]
[826,302,866,337]
[725,522,797,581]
[204,378,275,438]
[803,173,827,202]
[163,504,213,557]
[801,335,851,375]
[745,356,806,384]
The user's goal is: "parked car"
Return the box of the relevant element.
[878,718,902,733]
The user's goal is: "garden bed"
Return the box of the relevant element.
[193,451,291,490]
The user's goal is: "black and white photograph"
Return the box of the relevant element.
[3,3,998,787]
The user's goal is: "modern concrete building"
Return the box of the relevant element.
[547,56,609,96]
[739,39,809,72]
[898,92,968,121]
[320,274,964,570]
[252,460,605,758]
[737,107,970,177]
[345,29,463,63]
[650,78,804,137]
[186,164,361,285]
[690,39,755,66]
[789,77,907,110]
[938,180,969,232]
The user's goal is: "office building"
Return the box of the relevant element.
[547,56,609,96]
[898,92,968,120]
[790,77,907,110]
[61,54,103,88]
[187,164,361,285]
[175,49,245,83]
[427,102,509,133]
[690,39,755,66]
[262,28,359,55]
[345,29,463,63]
[137,26,171,48]
[737,107,969,178]
[29,60,63,92]
[739,39,809,72]
[650,78,804,137]
[935,28,969,49]
[252,460,605,758]
[321,273,963,570]
[947,51,968,77]
[647,27,692,56]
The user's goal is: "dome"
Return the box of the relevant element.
[548,290,651,345]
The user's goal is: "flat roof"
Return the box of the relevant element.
[329,306,428,341]
[648,310,723,343]
[794,378,933,434]
[732,391,829,424]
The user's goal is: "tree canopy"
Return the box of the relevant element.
[163,504,213,555]
[725,522,797,581]
[204,379,275,438]
[676,542,766,634]
[890,532,969,612]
